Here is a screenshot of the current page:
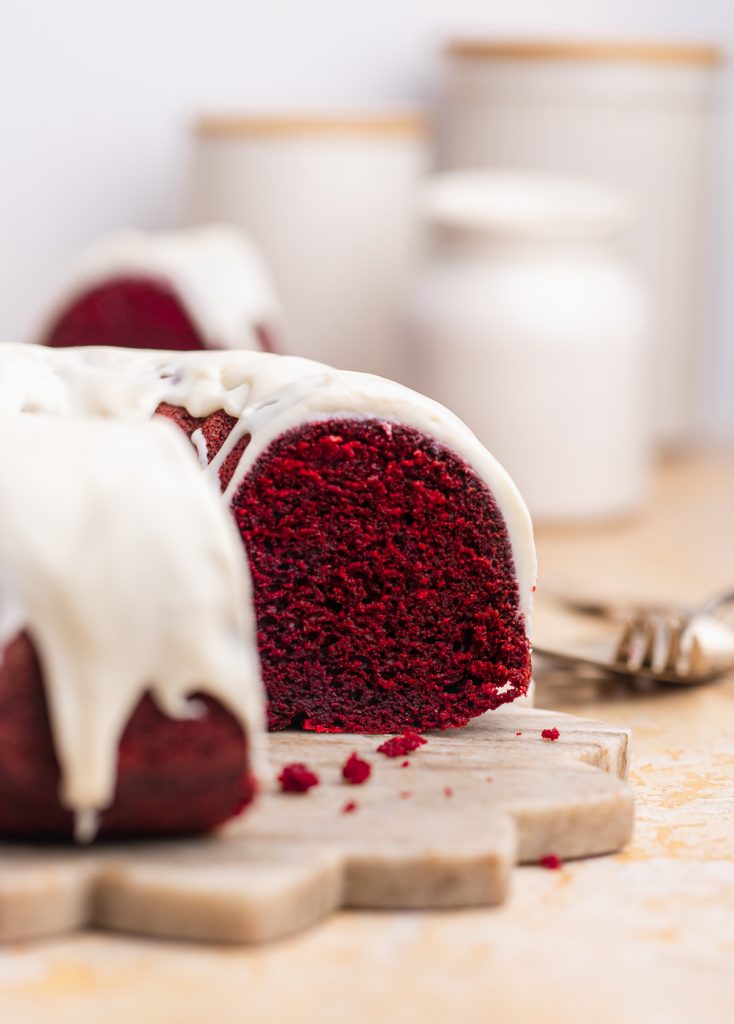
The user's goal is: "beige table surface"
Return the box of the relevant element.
[1,453,734,1024]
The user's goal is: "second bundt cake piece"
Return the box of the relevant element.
[34,226,282,353]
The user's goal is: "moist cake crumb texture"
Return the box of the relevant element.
[154,410,532,734]
[233,419,531,732]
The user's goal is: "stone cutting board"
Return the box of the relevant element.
[0,707,633,945]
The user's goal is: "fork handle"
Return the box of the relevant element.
[547,586,734,623]
[696,588,734,619]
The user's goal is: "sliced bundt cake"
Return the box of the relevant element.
[0,344,535,735]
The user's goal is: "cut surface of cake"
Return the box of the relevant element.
[0,344,536,734]
[0,414,264,841]
[35,225,282,353]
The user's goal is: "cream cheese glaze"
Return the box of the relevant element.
[0,343,537,618]
[32,225,283,352]
[0,413,265,841]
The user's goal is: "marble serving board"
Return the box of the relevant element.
[0,707,633,945]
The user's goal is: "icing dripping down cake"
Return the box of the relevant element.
[0,414,264,840]
[0,343,535,737]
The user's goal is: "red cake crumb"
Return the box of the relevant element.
[539,853,563,870]
[401,760,410,768]
[444,786,453,798]
[377,732,427,757]
[342,752,371,785]
[541,727,560,742]
[278,762,319,794]
[516,731,523,736]
[342,800,358,814]
[399,791,413,799]
[0,633,255,839]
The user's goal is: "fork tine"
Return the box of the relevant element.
[616,613,696,678]
[662,617,685,674]
[649,615,667,674]
[614,615,652,672]
[684,634,708,678]
[613,617,639,667]
[637,617,657,671]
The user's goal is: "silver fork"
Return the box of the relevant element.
[535,587,734,685]
[612,589,734,680]
[612,613,707,679]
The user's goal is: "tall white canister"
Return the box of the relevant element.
[185,112,429,378]
[440,39,721,446]
[402,171,652,522]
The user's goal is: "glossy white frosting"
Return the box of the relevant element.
[0,343,537,620]
[33,225,283,352]
[0,412,265,841]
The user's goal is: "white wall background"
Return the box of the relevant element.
[1,0,733,436]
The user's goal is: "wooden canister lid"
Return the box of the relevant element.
[196,112,428,138]
[445,39,723,66]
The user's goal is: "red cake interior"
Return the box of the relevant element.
[44,277,277,354]
[0,634,254,840]
[45,278,208,351]
[156,407,531,732]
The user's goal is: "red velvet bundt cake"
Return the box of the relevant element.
[0,414,264,841]
[0,344,535,742]
[36,226,281,353]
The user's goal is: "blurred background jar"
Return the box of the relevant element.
[402,171,652,522]
[185,112,429,379]
[439,39,721,448]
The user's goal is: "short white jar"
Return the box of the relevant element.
[402,172,652,522]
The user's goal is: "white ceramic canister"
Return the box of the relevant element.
[402,171,652,523]
[439,40,721,447]
[185,113,429,378]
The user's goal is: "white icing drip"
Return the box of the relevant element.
[74,809,99,845]
[0,413,266,838]
[190,428,210,468]
[31,225,284,352]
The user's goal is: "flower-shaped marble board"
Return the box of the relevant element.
[0,707,633,945]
